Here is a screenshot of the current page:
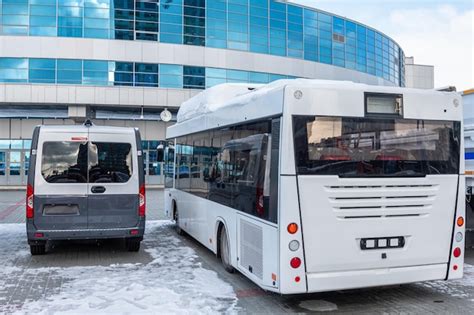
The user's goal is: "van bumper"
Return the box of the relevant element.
[303,263,448,293]
[26,219,145,243]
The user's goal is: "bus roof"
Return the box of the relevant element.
[169,79,461,139]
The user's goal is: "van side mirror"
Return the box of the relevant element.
[157,143,165,162]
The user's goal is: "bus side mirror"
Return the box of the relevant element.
[157,143,165,162]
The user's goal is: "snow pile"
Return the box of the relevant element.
[0,221,237,314]
[177,83,262,123]
[176,79,364,123]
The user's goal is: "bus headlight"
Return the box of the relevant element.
[289,240,300,251]
[455,232,463,242]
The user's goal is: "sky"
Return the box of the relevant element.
[288,0,474,91]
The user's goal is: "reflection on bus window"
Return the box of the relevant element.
[293,116,460,176]
[174,121,276,223]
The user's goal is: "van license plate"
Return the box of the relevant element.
[360,237,405,250]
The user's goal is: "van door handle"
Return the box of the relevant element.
[91,186,106,194]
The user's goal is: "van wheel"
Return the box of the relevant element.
[30,244,46,255]
[219,227,234,273]
[174,207,184,236]
[126,239,141,252]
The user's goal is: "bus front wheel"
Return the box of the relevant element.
[219,226,235,273]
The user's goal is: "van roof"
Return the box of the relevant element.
[39,124,138,135]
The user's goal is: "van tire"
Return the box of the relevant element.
[174,206,184,236]
[30,244,46,255]
[126,238,141,252]
[219,227,234,273]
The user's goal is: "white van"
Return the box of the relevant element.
[26,122,146,255]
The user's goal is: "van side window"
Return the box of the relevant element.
[89,142,133,183]
[41,142,88,183]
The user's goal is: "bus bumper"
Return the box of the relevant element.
[304,264,448,293]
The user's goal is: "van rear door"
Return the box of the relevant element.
[87,130,140,229]
[33,128,89,231]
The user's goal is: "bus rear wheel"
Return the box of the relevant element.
[219,227,235,273]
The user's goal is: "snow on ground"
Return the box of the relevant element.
[421,263,474,298]
[0,221,237,314]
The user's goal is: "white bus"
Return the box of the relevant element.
[162,79,465,294]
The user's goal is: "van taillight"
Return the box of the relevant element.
[256,187,264,216]
[139,184,146,217]
[26,184,34,219]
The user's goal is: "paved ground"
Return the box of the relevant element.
[1,189,474,314]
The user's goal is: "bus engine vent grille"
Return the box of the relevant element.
[240,219,263,279]
[326,184,439,219]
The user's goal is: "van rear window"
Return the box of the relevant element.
[41,141,133,184]
[42,142,88,183]
[89,142,132,183]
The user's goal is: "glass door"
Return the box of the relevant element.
[0,151,6,185]
[7,151,23,185]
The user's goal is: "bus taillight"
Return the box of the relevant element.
[453,247,461,258]
[290,257,301,269]
[457,216,464,227]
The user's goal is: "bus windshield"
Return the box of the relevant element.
[293,116,460,177]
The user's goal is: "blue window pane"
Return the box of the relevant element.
[84,60,108,71]
[249,72,269,83]
[2,26,29,35]
[3,15,29,26]
[58,17,83,27]
[160,64,182,76]
[116,62,133,72]
[30,27,57,36]
[58,7,83,18]
[31,0,56,4]
[29,69,56,83]
[136,63,158,73]
[227,69,248,81]
[29,59,56,69]
[57,70,82,84]
[207,39,227,48]
[85,8,110,19]
[84,28,109,38]
[206,68,226,78]
[30,5,57,16]
[57,59,82,70]
[160,33,182,44]
[160,74,183,88]
[58,27,83,37]
[0,58,28,68]
[84,18,110,29]
[0,69,28,82]
[3,4,29,15]
[30,16,56,27]
[135,73,158,87]
[206,77,225,88]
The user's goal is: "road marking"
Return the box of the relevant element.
[0,199,24,221]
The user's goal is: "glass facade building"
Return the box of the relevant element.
[0,0,405,86]
[0,57,292,88]
[0,1,407,187]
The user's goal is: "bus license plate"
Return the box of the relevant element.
[360,237,405,250]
